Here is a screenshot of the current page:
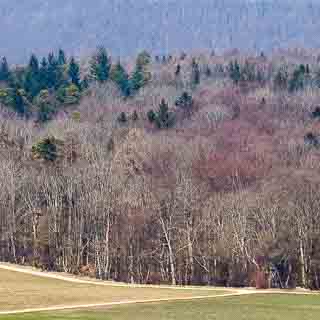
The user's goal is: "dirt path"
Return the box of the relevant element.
[0,292,252,315]
[0,263,318,315]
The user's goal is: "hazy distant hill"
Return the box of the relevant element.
[1,0,320,62]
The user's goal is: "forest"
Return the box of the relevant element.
[1,46,320,290]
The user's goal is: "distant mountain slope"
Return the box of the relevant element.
[1,0,320,62]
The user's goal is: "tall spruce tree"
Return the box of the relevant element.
[130,51,151,93]
[39,57,48,89]
[130,64,145,93]
[191,58,200,88]
[110,61,130,96]
[229,60,241,84]
[29,54,40,74]
[24,53,41,98]
[68,57,81,88]
[58,49,67,65]
[0,57,10,82]
[289,64,305,92]
[47,52,64,89]
[155,98,175,129]
[90,47,110,82]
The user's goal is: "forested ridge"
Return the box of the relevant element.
[1,46,320,290]
[2,0,320,62]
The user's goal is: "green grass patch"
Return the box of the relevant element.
[1,294,319,320]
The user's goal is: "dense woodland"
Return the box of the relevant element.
[1,46,320,290]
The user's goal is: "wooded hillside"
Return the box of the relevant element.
[1,47,320,290]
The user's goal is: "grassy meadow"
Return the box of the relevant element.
[1,295,320,320]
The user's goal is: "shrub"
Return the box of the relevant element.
[32,136,59,161]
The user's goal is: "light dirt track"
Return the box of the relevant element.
[0,292,251,315]
[0,263,318,315]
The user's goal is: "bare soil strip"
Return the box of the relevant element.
[0,292,250,315]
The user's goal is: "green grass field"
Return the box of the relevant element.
[1,295,320,320]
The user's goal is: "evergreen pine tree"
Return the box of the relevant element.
[58,49,67,65]
[110,61,130,96]
[155,98,175,129]
[191,58,200,88]
[0,57,10,81]
[205,65,212,77]
[90,47,110,82]
[229,60,241,84]
[175,64,181,76]
[39,57,48,89]
[289,64,305,92]
[306,64,310,75]
[147,109,156,123]
[29,54,40,74]
[23,71,40,99]
[130,65,145,93]
[118,112,127,123]
[47,52,64,89]
[68,57,81,88]
[175,91,193,113]
[130,51,151,93]
[24,54,41,98]
[132,110,139,121]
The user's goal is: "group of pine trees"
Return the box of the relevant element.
[228,59,319,92]
[0,49,83,120]
[0,48,152,121]
[3,46,320,124]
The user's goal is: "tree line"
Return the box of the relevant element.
[0,48,152,121]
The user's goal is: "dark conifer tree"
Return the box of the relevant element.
[175,64,181,76]
[130,65,144,93]
[0,57,10,81]
[111,61,130,96]
[289,64,305,92]
[118,112,127,123]
[68,57,81,87]
[205,65,212,77]
[155,98,175,129]
[147,109,156,123]
[90,47,110,82]
[191,58,200,87]
[39,57,48,89]
[175,91,193,113]
[58,49,67,65]
[29,54,40,74]
[24,54,41,98]
[229,60,241,84]
[47,52,64,89]
[132,110,139,121]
